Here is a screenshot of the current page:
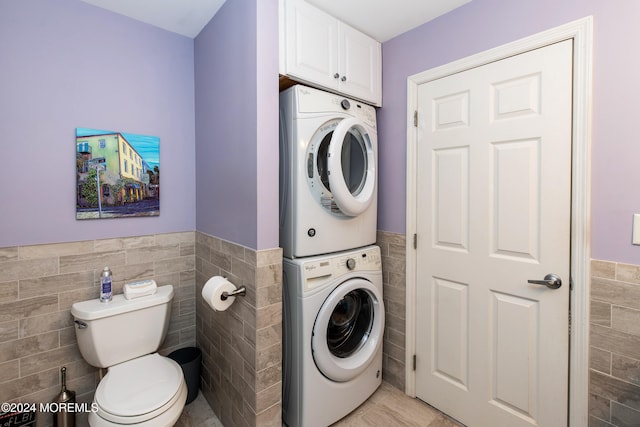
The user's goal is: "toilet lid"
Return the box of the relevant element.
[95,353,183,418]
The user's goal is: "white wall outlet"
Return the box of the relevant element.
[633,214,640,245]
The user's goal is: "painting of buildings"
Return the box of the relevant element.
[76,128,160,219]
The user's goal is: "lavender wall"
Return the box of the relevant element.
[194,0,279,251]
[0,0,196,248]
[378,0,640,264]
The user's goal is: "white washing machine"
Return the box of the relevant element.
[282,245,384,427]
[279,85,378,259]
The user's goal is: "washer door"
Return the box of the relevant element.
[312,278,384,382]
[309,118,376,217]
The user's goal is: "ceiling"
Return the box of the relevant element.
[78,0,471,41]
[78,0,226,38]
[307,0,472,42]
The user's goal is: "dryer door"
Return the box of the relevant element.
[325,118,377,216]
[312,278,384,382]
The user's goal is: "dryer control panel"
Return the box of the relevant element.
[296,85,377,129]
[301,246,381,292]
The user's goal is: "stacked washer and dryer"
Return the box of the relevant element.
[279,85,385,427]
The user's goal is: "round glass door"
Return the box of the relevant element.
[312,279,384,382]
[308,118,376,217]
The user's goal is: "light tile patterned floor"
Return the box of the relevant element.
[175,393,223,427]
[176,381,464,426]
[332,382,464,427]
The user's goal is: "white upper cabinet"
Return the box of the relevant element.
[280,0,382,106]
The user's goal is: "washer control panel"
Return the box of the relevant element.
[302,246,381,291]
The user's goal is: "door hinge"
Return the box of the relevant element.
[413,354,417,371]
[413,110,418,127]
[413,233,417,249]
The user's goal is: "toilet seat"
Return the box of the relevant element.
[94,353,186,425]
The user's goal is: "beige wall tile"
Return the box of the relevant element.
[59,250,125,274]
[612,354,640,387]
[254,381,280,413]
[220,240,245,260]
[589,391,611,421]
[256,284,281,308]
[0,295,59,323]
[127,244,181,264]
[611,306,640,336]
[155,255,195,275]
[0,257,58,282]
[0,320,19,343]
[590,346,612,374]
[616,263,640,285]
[0,281,18,303]
[591,370,640,412]
[156,231,194,246]
[231,258,255,283]
[114,261,155,283]
[19,271,94,299]
[377,230,406,392]
[255,248,282,267]
[591,258,640,427]
[20,344,83,377]
[611,401,640,426]
[377,231,405,247]
[180,242,195,257]
[210,251,232,272]
[256,303,281,331]
[19,241,94,259]
[0,331,58,364]
[0,368,59,402]
[0,360,19,382]
[591,324,640,360]
[592,277,640,311]
[19,310,73,338]
[591,300,612,327]
[591,260,616,279]
[256,264,281,289]
[0,247,19,262]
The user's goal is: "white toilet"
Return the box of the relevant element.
[71,285,187,426]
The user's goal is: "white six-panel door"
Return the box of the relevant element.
[415,40,573,427]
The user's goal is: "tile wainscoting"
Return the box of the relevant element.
[195,231,282,427]
[377,231,407,391]
[589,260,640,426]
[0,232,196,426]
[5,232,636,426]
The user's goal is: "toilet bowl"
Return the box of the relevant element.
[89,353,187,426]
[71,285,187,426]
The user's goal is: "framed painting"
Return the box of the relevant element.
[76,128,160,219]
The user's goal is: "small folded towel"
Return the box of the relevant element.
[123,279,158,300]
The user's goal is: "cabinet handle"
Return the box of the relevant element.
[341,75,347,82]
[334,73,340,79]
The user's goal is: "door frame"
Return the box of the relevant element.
[404,17,593,426]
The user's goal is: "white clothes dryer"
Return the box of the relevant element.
[279,85,378,259]
[282,245,384,427]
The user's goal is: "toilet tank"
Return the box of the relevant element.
[71,285,174,368]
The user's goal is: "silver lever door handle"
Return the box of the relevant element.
[528,273,562,289]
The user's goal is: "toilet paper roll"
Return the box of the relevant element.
[201,276,237,311]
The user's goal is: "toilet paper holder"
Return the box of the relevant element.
[220,286,246,301]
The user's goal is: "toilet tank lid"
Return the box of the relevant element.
[71,285,174,321]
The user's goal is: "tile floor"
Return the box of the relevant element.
[175,393,223,427]
[176,381,464,426]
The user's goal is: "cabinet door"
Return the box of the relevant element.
[339,25,382,106]
[285,1,339,90]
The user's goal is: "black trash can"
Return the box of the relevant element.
[168,347,202,405]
